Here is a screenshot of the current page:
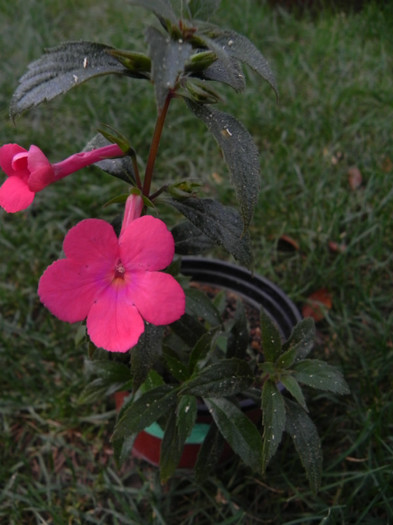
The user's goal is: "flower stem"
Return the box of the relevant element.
[143,93,172,197]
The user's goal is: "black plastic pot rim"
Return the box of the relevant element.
[180,256,301,340]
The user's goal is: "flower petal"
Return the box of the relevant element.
[120,215,175,271]
[87,285,145,352]
[0,143,27,175]
[63,219,120,265]
[38,259,101,322]
[130,271,185,325]
[0,175,35,213]
[27,145,55,192]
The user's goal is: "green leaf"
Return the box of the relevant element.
[195,33,245,92]
[282,318,316,362]
[160,411,185,482]
[10,42,130,119]
[171,312,206,347]
[146,26,192,110]
[164,348,190,382]
[261,380,286,471]
[204,397,262,471]
[202,55,245,91]
[167,197,253,267]
[260,309,282,362]
[112,433,137,466]
[275,346,297,369]
[159,395,197,482]
[195,422,225,482]
[279,374,308,412]
[113,385,177,441]
[212,30,278,96]
[185,287,221,327]
[176,395,198,444]
[130,324,164,391]
[285,399,323,493]
[293,359,350,395]
[78,360,131,404]
[189,328,220,373]
[227,301,249,359]
[186,102,260,230]
[182,358,253,397]
[172,221,215,255]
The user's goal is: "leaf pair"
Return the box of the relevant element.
[259,310,350,492]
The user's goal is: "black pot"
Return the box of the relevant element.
[180,256,301,340]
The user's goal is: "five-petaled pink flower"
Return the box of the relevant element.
[38,195,186,352]
[0,143,124,213]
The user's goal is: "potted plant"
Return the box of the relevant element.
[0,0,349,492]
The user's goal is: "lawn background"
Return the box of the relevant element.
[0,0,392,523]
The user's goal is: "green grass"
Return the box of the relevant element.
[1,0,393,523]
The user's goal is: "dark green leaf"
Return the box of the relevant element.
[279,374,308,412]
[143,368,166,391]
[204,397,262,470]
[195,422,225,482]
[276,346,297,369]
[113,433,137,466]
[260,309,282,362]
[159,395,197,482]
[185,287,221,326]
[285,399,322,493]
[146,26,192,109]
[293,359,350,395]
[195,34,245,92]
[282,318,316,362]
[176,395,198,444]
[160,411,185,482]
[182,358,253,397]
[227,301,249,359]
[171,312,206,347]
[167,197,253,267]
[212,30,278,96]
[10,42,130,119]
[202,55,245,91]
[189,328,220,373]
[164,349,190,382]
[113,385,177,440]
[172,221,215,255]
[261,380,286,471]
[130,324,164,391]
[187,102,260,229]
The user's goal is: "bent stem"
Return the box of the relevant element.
[143,93,172,197]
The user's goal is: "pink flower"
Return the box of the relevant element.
[0,143,124,213]
[38,195,185,352]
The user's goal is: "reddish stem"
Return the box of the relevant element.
[143,93,172,196]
